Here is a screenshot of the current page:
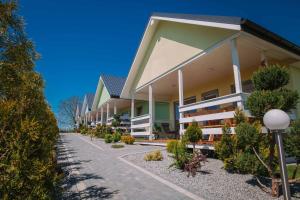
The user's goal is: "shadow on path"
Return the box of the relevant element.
[57,135,119,199]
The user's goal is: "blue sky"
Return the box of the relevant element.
[20,0,300,114]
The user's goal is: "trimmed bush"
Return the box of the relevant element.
[144,150,163,161]
[184,122,202,153]
[104,134,113,143]
[252,64,289,90]
[111,144,124,149]
[121,135,135,144]
[112,132,121,143]
[169,140,191,169]
[166,140,179,153]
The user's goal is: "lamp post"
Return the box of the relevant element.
[263,109,291,200]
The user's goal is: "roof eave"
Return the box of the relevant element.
[241,19,300,56]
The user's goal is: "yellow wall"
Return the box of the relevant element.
[133,21,237,90]
[288,65,300,118]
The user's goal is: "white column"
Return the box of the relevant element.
[100,107,104,125]
[106,103,110,123]
[178,69,184,137]
[114,103,117,115]
[131,93,135,134]
[96,112,98,123]
[230,39,243,108]
[149,85,154,140]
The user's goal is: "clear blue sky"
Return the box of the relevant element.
[20,0,300,114]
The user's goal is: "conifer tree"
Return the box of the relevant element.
[0,1,59,199]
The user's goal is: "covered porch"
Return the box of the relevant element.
[89,98,131,130]
[130,33,298,141]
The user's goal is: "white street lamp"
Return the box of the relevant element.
[263,109,291,200]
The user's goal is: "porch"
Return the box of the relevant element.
[89,98,131,129]
[130,34,278,139]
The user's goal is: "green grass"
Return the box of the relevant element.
[287,164,300,179]
[111,144,125,149]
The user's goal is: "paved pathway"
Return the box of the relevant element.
[57,133,198,200]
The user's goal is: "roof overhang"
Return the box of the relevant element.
[120,13,300,99]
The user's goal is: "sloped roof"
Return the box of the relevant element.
[152,13,300,56]
[86,93,94,108]
[77,102,82,112]
[152,13,242,25]
[121,13,300,99]
[101,75,126,98]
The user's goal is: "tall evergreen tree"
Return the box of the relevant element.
[247,64,299,196]
[0,1,59,199]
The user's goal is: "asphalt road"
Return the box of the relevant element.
[57,133,195,200]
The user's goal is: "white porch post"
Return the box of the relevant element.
[230,39,243,108]
[131,93,135,134]
[114,103,117,115]
[100,107,104,125]
[178,69,184,137]
[149,84,154,140]
[106,103,110,124]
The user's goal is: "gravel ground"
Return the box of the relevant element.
[124,150,300,200]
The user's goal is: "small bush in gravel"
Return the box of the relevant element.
[169,140,191,169]
[166,140,179,153]
[105,134,113,143]
[121,135,135,144]
[144,150,163,161]
[111,144,124,149]
[185,121,202,153]
[112,132,121,143]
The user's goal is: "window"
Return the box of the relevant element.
[231,80,254,93]
[184,96,196,113]
[201,89,219,110]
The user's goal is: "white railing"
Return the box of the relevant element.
[179,93,251,124]
[106,117,114,126]
[131,114,151,136]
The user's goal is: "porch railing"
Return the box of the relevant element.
[131,114,151,136]
[179,92,250,124]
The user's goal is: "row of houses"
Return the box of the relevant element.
[75,13,300,141]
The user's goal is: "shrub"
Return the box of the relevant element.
[224,156,236,172]
[252,64,289,90]
[235,123,260,152]
[111,144,124,149]
[144,150,163,161]
[112,132,121,143]
[214,133,235,161]
[121,135,135,144]
[166,140,179,153]
[94,124,107,138]
[169,140,191,169]
[80,126,88,135]
[184,122,202,153]
[284,120,300,179]
[0,2,59,198]
[104,134,113,143]
[184,151,207,177]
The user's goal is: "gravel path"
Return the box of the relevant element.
[124,150,291,200]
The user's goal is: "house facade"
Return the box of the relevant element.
[80,93,95,126]
[89,75,131,129]
[120,13,300,140]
